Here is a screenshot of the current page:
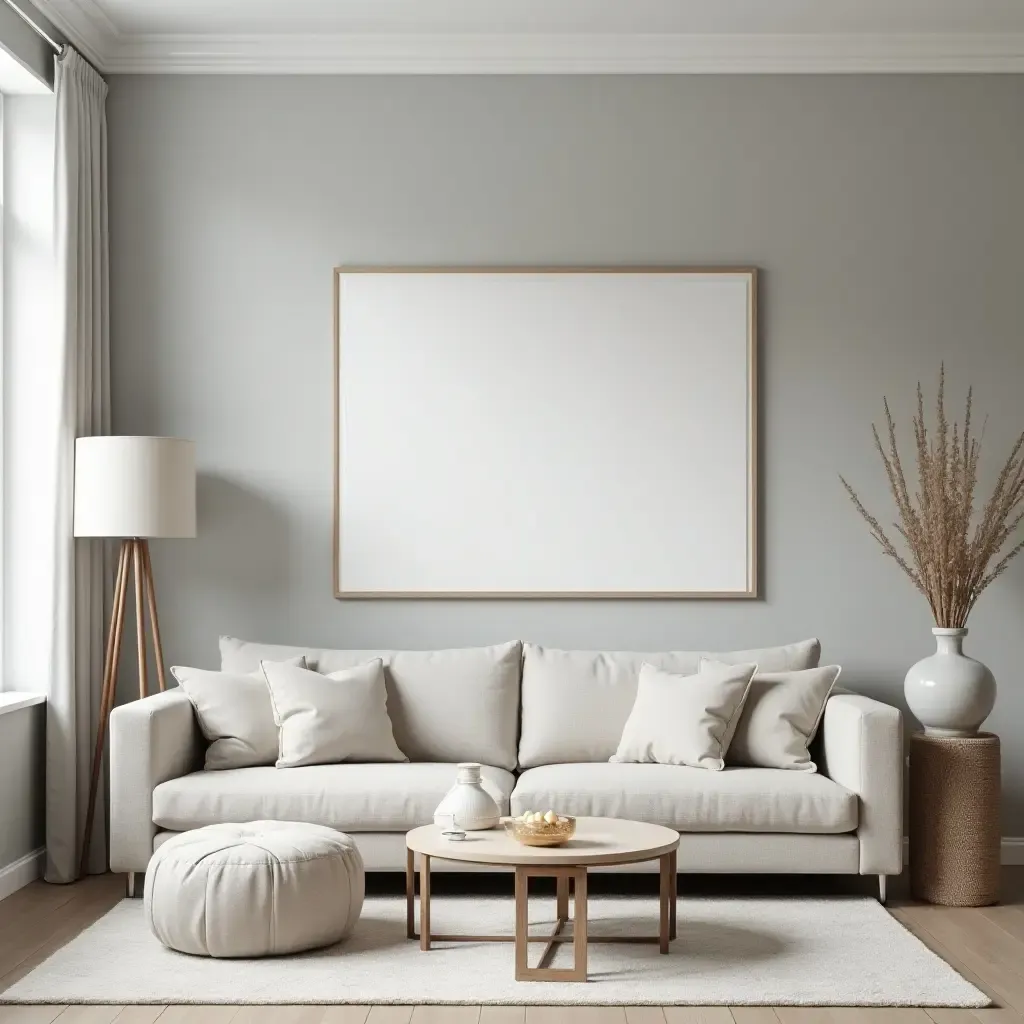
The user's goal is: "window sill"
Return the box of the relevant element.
[0,692,46,717]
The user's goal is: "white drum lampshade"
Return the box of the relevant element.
[74,436,196,539]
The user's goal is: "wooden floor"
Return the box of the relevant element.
[2,870,1024,1024]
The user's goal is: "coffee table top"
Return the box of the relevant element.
[406,816,679,867]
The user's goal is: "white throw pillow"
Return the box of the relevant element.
[171,656,306,771]
[610,661,758,771]
[517,639,821,768]
[702,659,842,772]
[261,659,407,768]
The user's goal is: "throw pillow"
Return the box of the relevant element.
[610,660,758,771]
[261,658,408,768]
[171,656,306,771]
[701,659,842,771]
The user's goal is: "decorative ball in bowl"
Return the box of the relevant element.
[503,810,576,847]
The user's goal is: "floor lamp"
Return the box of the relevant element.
[74,436,196,877]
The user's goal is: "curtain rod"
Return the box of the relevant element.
[1,0,64,54]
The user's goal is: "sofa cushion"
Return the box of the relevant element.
[704,661,842,772]
[220,638,522,770]
[518,639,822,767]
[611,661,757,771]
[511,762,857,834]
[261,659,406,768]
[152,763,515,833]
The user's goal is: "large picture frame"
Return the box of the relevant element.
[333,266,758,598]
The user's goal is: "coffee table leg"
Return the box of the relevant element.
[406,847,415,939]
[659,852,671,954]
[515,865,588,982]
[514,866,529,980]
[572,866,588,982]
[670,848,677,941]
[556,872,570,923]
[420,853,431,951]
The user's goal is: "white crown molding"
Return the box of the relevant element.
[100,32,1024,75]
[1004,837,1024,866]
[23,4,1024,74]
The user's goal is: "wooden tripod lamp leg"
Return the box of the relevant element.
[79,536,172,877]
[140,541,167,692]
[79,539,131,879]
[133,540,148,700]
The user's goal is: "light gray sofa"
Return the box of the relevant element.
[109,637,903,900]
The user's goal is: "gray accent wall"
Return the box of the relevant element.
[0,704,45,876]
[106,75,1024,832]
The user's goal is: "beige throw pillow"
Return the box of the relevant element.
[610,661,758,771]
[171,656,306,770]
[516,639,820,769]
[221,637,523,770]
[702,659,842,772]
[261,658,407,768]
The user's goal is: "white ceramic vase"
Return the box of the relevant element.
[433,762,500,831]
[904,627,996,736]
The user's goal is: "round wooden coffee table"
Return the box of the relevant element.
[405,817,680,982]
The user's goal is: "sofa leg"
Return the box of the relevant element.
[878,874,887,905]
[126,872,137,899]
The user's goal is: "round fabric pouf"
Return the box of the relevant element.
[909,732,1000,907]
[144,821,364,957]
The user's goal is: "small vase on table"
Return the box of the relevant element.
[433,762,500,831]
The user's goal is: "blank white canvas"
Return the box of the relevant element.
[336,270,755,596]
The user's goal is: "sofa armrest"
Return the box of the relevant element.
[821,692,903,876]
[109,687,202,873]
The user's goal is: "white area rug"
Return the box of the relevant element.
[1,896,987,1007]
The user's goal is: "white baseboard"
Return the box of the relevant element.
[902,837,1024,866]
[1002,838,1024,865]
[0,847,44,902]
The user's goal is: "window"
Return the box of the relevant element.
[1,80,55,691]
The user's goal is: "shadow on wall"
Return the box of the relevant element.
[190,472,292,593]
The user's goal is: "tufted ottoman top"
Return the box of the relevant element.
[144,821,364,957]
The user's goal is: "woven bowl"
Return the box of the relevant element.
[503,815,576,847]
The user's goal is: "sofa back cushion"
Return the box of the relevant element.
[220,637,521,769]
[518,639,821,768]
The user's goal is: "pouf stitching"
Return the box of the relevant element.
[240,836,342,865]
[203,866,213,956]
[165,853,346,867]
[174,837,351,867]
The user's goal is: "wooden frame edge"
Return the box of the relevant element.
[332,265,759,600]
[335,590,760,600]
[749,266,759,599]
[332,266,342,598]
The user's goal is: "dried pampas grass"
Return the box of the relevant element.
[841,366,1024,628]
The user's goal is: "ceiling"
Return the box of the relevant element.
[32,0,1024,74]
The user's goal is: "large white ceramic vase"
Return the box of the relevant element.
[433,762,500,831]
[904,627,996,736]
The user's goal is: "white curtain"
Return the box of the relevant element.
[44,46,111,882]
